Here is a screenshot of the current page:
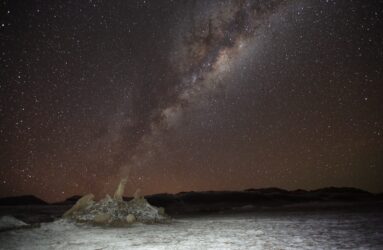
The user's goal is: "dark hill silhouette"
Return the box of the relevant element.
[0,195,47,206]
[51,195,83,205]
[0,187,382,223]
[244,187,289,194]
[142,187,378,214]
[1,187,382,215]
[312,187,371,194]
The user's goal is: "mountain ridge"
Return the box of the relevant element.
[1,187,380,207]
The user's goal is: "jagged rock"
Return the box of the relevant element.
[93,213,111,224]
[126,197,167,223]
[63,178,170,226]
[126,214,136,223]
[134,188,141,199]
[63,193,95,218]
[113,178,128,201]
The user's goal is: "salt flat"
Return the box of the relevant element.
[1,211,382,249]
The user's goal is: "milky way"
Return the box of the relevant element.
[118,1,288,177]
[1,0,383,201]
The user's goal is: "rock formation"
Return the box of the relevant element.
[63,193,95,218]
[113,177,127,201]
[134,188,141,199]
[63,178,169,226]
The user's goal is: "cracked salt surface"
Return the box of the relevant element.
[1,211,382,249]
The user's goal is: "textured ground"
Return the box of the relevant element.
[1,211,383,249]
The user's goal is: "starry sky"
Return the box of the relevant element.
[1,0,383,202]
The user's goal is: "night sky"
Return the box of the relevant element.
[1,0,383,202]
